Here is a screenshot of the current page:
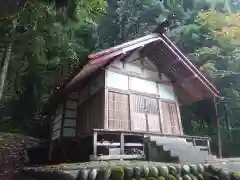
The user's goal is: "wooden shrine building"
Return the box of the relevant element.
[42,23,219,163]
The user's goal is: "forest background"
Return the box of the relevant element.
[0,0,240,157]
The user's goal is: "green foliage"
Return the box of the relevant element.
[159,176,166,180]
[110,167,124,180]
[0,0,106,134]
[1,0,240,158]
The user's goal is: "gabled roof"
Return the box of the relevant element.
[42,28,219,114]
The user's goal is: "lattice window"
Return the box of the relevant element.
[133,95,158,115]
[108,92,129,130]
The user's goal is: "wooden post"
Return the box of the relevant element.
[207,139,211,155]
[120,133,124,154]
[214,97,222,158]
[192,138,196,146]
[93,131,97,157]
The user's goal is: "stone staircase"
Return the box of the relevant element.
[146,136,217,164]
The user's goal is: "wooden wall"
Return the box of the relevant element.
[104,58,183,135]
[77,89,105,135]
[51,70,105,140]
[51,91,79,141]
[51,105,63,140]
[76,71,105,136]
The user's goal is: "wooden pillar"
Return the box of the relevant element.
[120,133,124,154]
[207,139,211,155]
[93,131,97,157]
[213,97,222,158]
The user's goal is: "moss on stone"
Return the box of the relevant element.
[157,165,169,178]
[169,174,177,180]
[149,166,159,177]
[96,167,111,180]
[148,177,156,180]
[140,165,150,177]
[110,167,124,180]
[159,176,166,180]
[133,166,141,179]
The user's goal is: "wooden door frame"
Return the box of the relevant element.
[160,100,183,135]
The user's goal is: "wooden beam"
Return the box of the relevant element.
[214,97,222,158]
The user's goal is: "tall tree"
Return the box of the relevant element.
[0,0,106,133]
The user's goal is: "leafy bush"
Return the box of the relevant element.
[11,162,240,180]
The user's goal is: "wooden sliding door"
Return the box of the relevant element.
[161,101,181,135]
[108,91,129,130]
[131,94,161,132]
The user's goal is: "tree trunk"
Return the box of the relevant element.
[0,43,12,101]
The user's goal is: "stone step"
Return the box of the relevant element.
[148,137,216,164]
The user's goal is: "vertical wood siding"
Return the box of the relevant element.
[130,94,147,131]
[161,101,181,135]
[77,89,105,135]
[130,94,160,132]
[108,91,129,130]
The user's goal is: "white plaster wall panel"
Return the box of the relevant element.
[68,92,78,99]
[90,72,104,96]
[66,100,78,109]
[65,109,77,118]
[54,112,62,124]
[79,85,89,105]
[107,71,128,90]
[144,57,158,70]
[64,119,76,127]
[161,73,171,81]
[111,59,124,69]
[63,128,76,137]
[52,129,60,140]
[130,77,158,95]
[124,63,142,74]
[158,83,176,100]
[143,58,157,70]
[143,69,160,82]
[53,120,61,132]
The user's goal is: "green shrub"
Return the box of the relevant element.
[157,166,169,178]
[174,165,182,175]
[149,166,159,177]
[182,174,191,180]
[189,174,198,180]
[189,165,198,176]
[124,167,133,180]
[197,164,204,174]
[169,166,177,176]
[78,169,90,180]
[96,168,111,180]
[148,177,157,180]
[182,165,190,175]
[133,166,141,179]
[88,168,98,180]
[169,174,177,180]
[159,176,166,180]
[110,167,124,180]
[140,165,150,177]
[12,161,240,180]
